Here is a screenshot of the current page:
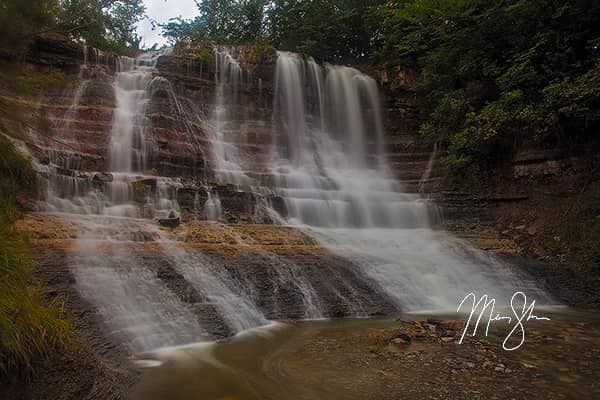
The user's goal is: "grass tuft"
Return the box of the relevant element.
[0,133,70,377]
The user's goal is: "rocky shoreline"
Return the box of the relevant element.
[1,212,595,399]
[130,313,600,400]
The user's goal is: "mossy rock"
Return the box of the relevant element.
[131,180,146,203]
[239,44,276,65]
[12,65,77,96]
[196,47,216,64]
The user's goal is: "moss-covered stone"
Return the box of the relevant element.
[12,65,77,96]
[131,180,146,204]
[239,44,276,65]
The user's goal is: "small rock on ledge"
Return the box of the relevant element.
[158,214,180,228]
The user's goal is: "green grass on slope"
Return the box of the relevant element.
[0,133,70,376]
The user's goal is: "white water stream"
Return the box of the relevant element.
[269,51,549,310]
[34,48,552,354]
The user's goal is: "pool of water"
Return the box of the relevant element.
[130,309,600,399]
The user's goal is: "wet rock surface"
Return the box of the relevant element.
[16,214,397,345]
[130,313,600,400]
[3,33,598,400]
[277,314,600,399]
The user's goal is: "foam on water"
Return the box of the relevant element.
[71,231,208,353]
[27,47,553,355]
[269,51,551,309]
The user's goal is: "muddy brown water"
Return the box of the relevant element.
[130,309,600,400]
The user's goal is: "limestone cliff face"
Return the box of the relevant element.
[0,34,443,222]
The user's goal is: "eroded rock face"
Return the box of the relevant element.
[17,213,398,342]
[1,34,441,225]
[10,34,429,175]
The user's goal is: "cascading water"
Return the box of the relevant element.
[43,51,181,219]
[271,52,429,229]
[419,141,439,194]
[71,229,208,353]
[30,46,552,356]
[157,238,269,333]
[39,51,215,353]
[269,51,549,310]
[109,55,151,173]
[203,190,222,220]
[207,48,251,186]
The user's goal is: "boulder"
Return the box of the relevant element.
[439,320,466,332]
[270,195,287,217]
[56,167,76,176]
[158,216,180,228]
[131,178,157,203]
[92,172,113,187]
[390,333,412,345]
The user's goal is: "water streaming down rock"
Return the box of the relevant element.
[157,238,269,333]
[40,51,213,353]
[28,45,554,355]
[270,51,550,310]
[60,64,90,136]
[109,54,153,173]
[272,51,428,229]
[42,50,186,220]
[207,48,252,185]
[203,190,222,220]
[71,223,208,353]
[419,141,439,195]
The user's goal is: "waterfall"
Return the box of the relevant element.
[39,50,214,353]
[157,240,269,333]
[269,51,549,310]
[203,190,222,220]
[271,51,426,229]
[109,54,154,173]
[28,46,552,356]
[419,141,438,194]
[273,52,309,166]
[72,228,208,353]
[207,48,251,185]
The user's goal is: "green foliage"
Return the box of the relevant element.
[0,135,37,212]
[0,0,145,55]
[266,0,385,63]
[543,61,600,127]
[369,0,600,181]
[0,134,70,375]
[162,0,386,63]
[56,0,146,54]
[0,0,58,52]
[12,65,77,95]
[162,0,269,45]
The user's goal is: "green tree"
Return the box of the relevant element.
[0,0,145,55]
[0,0,58,52]
[369,0,600,181]
[266,0,385,63]
[57,0,146,54]
[162,0,386,62]
[162,0,268,44]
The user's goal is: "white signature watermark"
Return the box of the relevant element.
[456,291,550,351]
